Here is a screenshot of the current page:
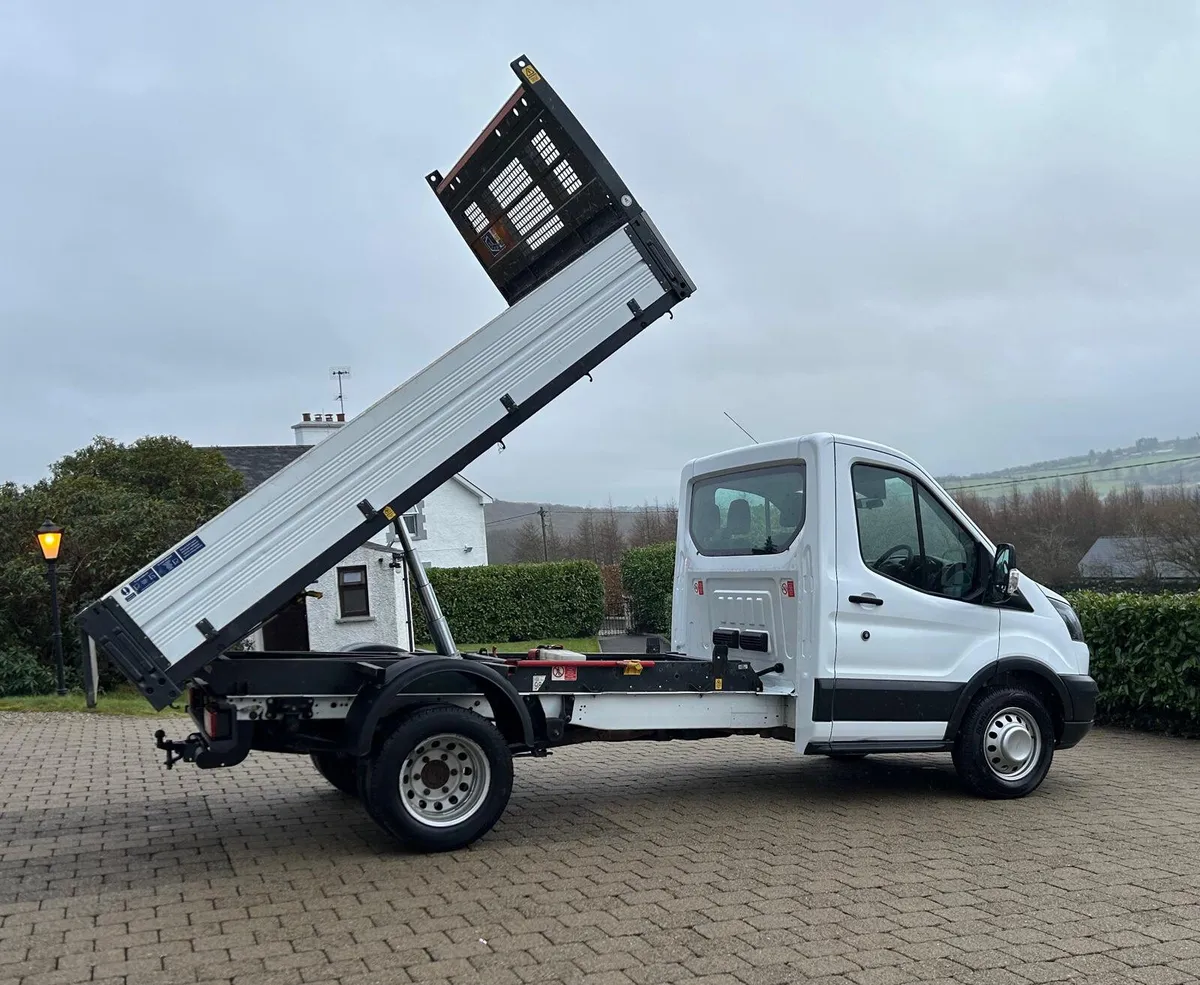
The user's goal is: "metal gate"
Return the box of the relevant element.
[598,595,633,636]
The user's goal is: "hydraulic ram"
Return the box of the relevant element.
[75,54,694,710]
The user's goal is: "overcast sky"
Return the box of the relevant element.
[2,1,1198,505]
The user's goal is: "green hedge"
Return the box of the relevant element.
[411,560,604,645]
[1066,590,1200,736]
[620,542,676,634]
[0,646,57,697]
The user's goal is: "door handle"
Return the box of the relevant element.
[848,594,883,606]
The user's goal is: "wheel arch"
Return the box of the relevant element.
[344,657,536,756]
[944,657,1071,743]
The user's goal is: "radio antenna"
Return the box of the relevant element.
[723,410,758,443]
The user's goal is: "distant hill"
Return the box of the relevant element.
[940,433,1200,500]
[483,432,1200,561]
[485,500,673,564]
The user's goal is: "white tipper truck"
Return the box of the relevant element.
[76,54,1097,853]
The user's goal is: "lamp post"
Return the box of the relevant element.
[36,521,67,696]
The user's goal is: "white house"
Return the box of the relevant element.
[210,412,491,653]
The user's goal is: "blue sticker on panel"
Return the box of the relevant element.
[177,536,205,560]
[124,536,206,598]
[153,552,183,578]
[129,569,160,594]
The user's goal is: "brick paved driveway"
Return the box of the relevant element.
[2,712,1199,985]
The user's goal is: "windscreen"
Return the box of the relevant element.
[689,463,807,556]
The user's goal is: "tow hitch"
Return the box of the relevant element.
[153,721,252,770]
[154,729,203,769]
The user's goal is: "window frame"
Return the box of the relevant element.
[850,461,988,604]
[336,564,370,618]
[688,461,807,558]
[402,500,427,541]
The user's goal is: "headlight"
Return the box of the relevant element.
[1050,598,1085,642]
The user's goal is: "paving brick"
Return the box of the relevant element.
[2,716,1200,985]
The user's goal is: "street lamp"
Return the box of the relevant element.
[36,520,67,696]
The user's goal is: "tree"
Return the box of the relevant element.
[511,518,546,563]
[630,499,678,548]
[595,501,626,566]
[0,435,245,686]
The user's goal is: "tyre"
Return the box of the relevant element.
[310,751,360,797]
[359,704,513,853]
[953,686,1054,799]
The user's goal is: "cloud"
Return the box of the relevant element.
[1,0,1198,503]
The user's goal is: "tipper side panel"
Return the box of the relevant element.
[75,54,694,710]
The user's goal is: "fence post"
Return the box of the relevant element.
[78,627,98,708]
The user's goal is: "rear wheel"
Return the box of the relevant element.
[953,686,1054,798]
[360,704,513,852]
[310,751,360,797]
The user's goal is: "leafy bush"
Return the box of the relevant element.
[411,560,604,645]
[1066,590,1200,736]
[620,542,676,634]
[0,647,57,697]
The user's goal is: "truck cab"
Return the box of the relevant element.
[672,432,1095,761]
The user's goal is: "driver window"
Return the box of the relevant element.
[852,463,983,600]
[852,465,923,592]
[916,485,981,599]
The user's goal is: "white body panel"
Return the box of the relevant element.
[566,692,787,730]
[102,226,668,669]
[829,438,1002,740]
[224,691,788,731]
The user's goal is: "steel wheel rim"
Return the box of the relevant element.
[399,732,491,827]
[984,706,1042,782]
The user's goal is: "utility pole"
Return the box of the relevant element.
[538,506,549,562]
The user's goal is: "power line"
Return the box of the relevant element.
[945,453,1200,494]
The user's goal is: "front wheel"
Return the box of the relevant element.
[360,704,514,853]
[953,686,1054,799]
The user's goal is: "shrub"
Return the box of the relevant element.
[620,542,676,634]
[411,560,604,645]
[0,647,57,697]
[1066,590,1200,736]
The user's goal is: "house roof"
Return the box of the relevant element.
[210,445,308,492]
[209,443,491,501]
[1078,536,1192,580]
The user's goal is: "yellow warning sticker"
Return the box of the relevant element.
[715,678,723,690]
[382,505,397,521]
[521,64,542,84]
[622,660,643,676]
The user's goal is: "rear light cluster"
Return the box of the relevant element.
[200,702,233,741]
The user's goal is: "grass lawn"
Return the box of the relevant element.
[457,637,601,654]
[0,685,187,717]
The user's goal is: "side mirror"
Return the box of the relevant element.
[986,543,1019,603]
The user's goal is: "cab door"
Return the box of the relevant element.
[830,441,1000,742]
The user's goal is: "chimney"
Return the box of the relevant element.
[292,410,347,446]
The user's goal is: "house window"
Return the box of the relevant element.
[336,565,369,617]
[403,500,427,541]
